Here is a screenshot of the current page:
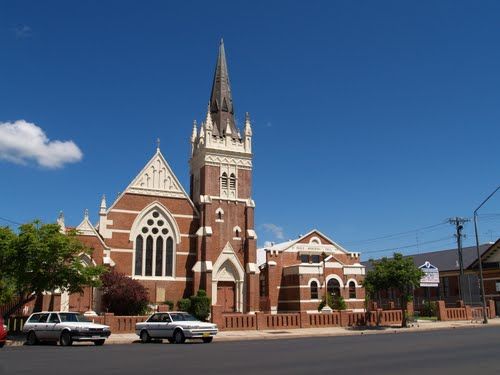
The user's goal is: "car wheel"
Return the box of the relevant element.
[27,331,38,346]
[94,339,105,346]
[202,337,213,344]
[173,329,185,344]
[60,331,73,346]
[0,342,5,348]
[140,330,151,344]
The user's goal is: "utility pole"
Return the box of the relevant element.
[448,217,470,301]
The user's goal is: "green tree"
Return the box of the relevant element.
[0,221,105,317]
[0,226,17,306]
[363,253,424,327]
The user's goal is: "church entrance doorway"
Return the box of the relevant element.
[217,281,236,312]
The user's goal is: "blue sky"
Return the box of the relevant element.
[1,0,499,259]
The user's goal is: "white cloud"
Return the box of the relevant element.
[261,223,285,240]
[0,120,83,168]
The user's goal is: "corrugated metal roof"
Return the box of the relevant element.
[362,243,493,272]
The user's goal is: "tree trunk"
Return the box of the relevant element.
[33,292,44,313]
[401,295,407,328]
[48,292,55,311]
[2,293,36,319]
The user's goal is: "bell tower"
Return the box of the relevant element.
[189,40,258,313]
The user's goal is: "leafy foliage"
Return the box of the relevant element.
[363,253,424,327]
[318,292,347,311]
[101,270,149,315]
[190,289,211,321]
[0,221,105,316]
[419,300,437,317]
[177,298,191,312]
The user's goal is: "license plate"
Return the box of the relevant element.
[202,332,210,337]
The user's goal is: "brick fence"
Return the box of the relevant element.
[5,300,497,334]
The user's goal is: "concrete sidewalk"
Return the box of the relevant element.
[5,318,500,347]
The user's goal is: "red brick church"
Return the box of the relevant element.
[49,41,365,315]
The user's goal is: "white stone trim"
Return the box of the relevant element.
[278,299,322,303]
[111,229,131,234]
[196,226,213,237]
[325,274,344,288]
[133,276,192,282]
[180,234,196,238]
[177,252,196,256]
[110,248,134,253]
[309,236,322,244]
[192,261,213,272]
[246,229,257,240]
[215,207,224,222]
[211,242,246,312]
[283,264,323,276]
[308,278,321,287]
[246,263,259,274]
[345,278,360,288]
[267,261,277,266]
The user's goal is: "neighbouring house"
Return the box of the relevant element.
[258,230,366,313]
[363,239,500,315]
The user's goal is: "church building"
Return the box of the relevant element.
[51,41,364,315]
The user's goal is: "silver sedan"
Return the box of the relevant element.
[22,312,111,346]
[136,312,218,344]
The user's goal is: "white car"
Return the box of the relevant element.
[22,312,111,346]
[136,312,218,344]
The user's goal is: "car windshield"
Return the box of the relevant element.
[169,313,198,322]
[59,313,91,323]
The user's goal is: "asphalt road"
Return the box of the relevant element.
[1,326,499,375]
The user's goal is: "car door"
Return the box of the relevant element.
[156,313,173,339]
[35,313,50,340]
[146,314,160,338]
[46,313,61,341]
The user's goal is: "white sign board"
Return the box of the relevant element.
[419,261,439,287]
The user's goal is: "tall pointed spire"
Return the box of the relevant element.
[209,39,237,137]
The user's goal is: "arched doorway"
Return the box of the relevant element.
[327,278,341,298]
[215,261,238,313]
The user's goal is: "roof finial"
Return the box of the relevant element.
[156,137,161,151]
[84,208,89,220]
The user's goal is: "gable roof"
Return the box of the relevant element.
[107,148,199,215]
[258,229,350,254]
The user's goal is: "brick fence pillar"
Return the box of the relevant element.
[456,300,465,308]
[211,305,223,328]
[465,305,473,320]
[388,301,395,310]
[339,310,349,327]
[488,300,496,319]
[376,308,383,326]
[436,300,447,321]
[255,311,267,330]
[299,312,310,328]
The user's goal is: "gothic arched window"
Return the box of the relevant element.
[310,281,318,299]
[133,209,176,278]
[349,281,356,299]
[221,173,228,189]
[229,173,236,190]
[327,278,341,297]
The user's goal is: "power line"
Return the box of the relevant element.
[344,221,448,246]
[361,235,455,255]
[0,216,22,226]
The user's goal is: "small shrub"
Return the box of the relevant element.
[419,300,437,317]
[318,293,346,311]
[190,289,211,321]
[101,270,149,315]
[177,298,191,312]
